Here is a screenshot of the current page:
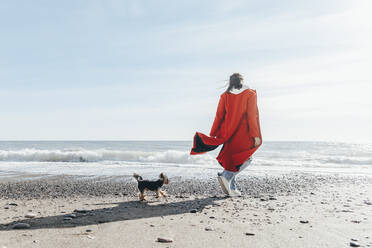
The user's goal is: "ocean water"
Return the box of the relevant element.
[0,141,371,180]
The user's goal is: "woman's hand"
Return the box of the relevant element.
[254,137,261,147]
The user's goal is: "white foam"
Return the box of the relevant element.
[0,149,216,165]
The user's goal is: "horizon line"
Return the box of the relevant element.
[0,139,370,144]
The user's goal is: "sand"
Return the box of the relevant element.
[0,173,371,248]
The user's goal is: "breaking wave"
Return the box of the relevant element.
[0,149,216,165]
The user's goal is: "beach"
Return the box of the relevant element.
[2,0,372,246]
[1,173,371,248]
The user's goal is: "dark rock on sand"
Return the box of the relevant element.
[86,229,93,232]
[300,220,309,224]
[190,209,198,213]
[8,203,18,206]
[12,223,31,229]
[350,241,360,247]
[74,209,88,213]
[157,237,173,243]
[245,232,255,236]
[205,227,213,231]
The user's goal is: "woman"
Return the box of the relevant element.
[190,73,262,196]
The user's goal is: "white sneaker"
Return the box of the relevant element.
[229,189,242,197]
[217,175,230,195]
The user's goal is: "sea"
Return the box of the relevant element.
[0,141,371,180]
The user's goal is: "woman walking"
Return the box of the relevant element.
[190,73,262,196]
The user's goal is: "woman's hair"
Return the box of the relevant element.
[226,73,243,92]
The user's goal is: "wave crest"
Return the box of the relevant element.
[0,149,216,165]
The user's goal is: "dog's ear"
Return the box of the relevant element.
[159,173,164,179]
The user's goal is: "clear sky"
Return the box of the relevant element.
[1,0,371,142]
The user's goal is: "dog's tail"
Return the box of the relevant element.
[133,173,143,181]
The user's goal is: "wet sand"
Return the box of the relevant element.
[0,173,371,248]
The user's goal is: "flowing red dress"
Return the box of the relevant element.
[190,89,262,172]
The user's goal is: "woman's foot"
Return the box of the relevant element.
[217,174,229,195]
[229,177,241,197]
[229,189,242,197]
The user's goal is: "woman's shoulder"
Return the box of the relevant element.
[223,86,256,96]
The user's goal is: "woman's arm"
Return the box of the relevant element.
[210,94,226,137]
[247,92,262,146]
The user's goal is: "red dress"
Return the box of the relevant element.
[190,89,262,172]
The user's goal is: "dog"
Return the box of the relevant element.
[133,173,169,201]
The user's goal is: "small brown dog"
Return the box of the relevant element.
[133,173,169,201]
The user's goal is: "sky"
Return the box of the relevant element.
[0,0,371,142]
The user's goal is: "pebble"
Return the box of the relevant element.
[269,197,277,200]
[245,232,255,236]
[25,213,37,218]
[300,220,309,224]
[64,214,77,218]
[157,237,173,243]
[205,227,213,231]
[86,229,93,232]
[63,217,73,221]
[4,206,9,209]
[74,209,88,213]
[190,209,198,213]
[12,223,31,229]
[350,241,360,247]
[8,203,18,206]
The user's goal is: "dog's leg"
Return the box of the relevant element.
[156,189,160,198]
[159,190,168,198]
[139,191,146,201]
